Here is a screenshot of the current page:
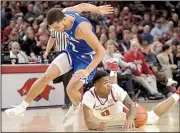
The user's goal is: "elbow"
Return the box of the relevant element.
[96,47,106,59]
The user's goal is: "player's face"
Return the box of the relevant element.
[97,76,112,95]
[49,19,66,32]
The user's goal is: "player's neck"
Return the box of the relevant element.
[65,15,75,30]
[95,88,108,98]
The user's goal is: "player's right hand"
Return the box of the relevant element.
[43,52,48,59]
[97,5,114,15]
[123,119,135,130]
[97,122,107,131]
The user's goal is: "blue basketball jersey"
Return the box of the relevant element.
[64,11,95,54]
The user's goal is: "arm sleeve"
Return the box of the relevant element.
[82,91,96,110]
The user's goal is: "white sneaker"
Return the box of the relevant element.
[5,105,26,117]
[62,103,81,126]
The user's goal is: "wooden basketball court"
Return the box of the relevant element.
[2,102,179,132]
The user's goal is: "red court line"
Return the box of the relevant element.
[1,65,49,74]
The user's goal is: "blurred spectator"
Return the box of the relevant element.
[10,41,29,64]
[150,36,163,55]
[165,32,179,45]
[21,29,39,62]
[172,40,180,65]
[102,40,137,100]
[120,7,132,19]
[124,39,164,99]
[140,12,154,28]
[141,25,153,45]
[116,30,131,54]
[99,33,108,48]
[141,43,166,82]
[150,20,165,37]
[1,8,13,30]
[157,45,177,81]
[24,4,36,23]
[171,13,179,27]
[33,1,43,17]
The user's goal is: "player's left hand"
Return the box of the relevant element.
[97,5,114,15]
[123,119,135,130]
[73,69,89,80]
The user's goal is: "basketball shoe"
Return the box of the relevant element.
[5,104,26,117]
[62,103,81,126]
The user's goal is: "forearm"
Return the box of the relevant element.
[77,3,99,13]
[126,103,137,120]
[123,95,137,120]
[86,50,105,74]
[86,120,101,130]
[45,37,55,53]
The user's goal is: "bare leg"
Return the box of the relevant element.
[153,93,179,117]
[25,63,61,103]
[66,78,84,106]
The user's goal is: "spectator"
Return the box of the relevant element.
[120,7,132,19]
[171,13,179,27]
[150,20,165,37]
[24,4,36,23]
[141,25,153,45]
[141,43,166,82]
[21,29,39,62]
[140,12,154,28]
[124,39,164,100]
[157,45,177,82]
[10,41,29,64]
[33,1,43,17]
[99,33,108,48]
[150,36,163,55]
[165,32,179,45]
[116,30,131,54]
[1,8,13,30]
[102,40,137,100]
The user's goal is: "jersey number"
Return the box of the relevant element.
[101,110,110,116]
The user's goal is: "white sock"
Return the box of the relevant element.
[72,102,81,108]
[20,100,29,109]
[171,93,179,102]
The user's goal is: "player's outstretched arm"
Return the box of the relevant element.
[63,3,114,15]
[75,22,106,77]
[122,95,136,130]
[43,36,55,59]
[83,104,106,131]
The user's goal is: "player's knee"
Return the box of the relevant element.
[40,73,53,83]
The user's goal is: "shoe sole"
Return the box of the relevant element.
[5,110,24,118]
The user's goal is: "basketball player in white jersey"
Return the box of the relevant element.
[82,61,180,131]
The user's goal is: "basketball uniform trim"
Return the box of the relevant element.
[90,90,96,109]
[94,89,108,105]
[111,89,118,102]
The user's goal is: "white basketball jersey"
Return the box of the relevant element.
[82,84,129,121]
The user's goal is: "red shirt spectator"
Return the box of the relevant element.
[124,40,153,76]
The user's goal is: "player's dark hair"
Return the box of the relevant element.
[92,71,109,84]
[46,8,65,25]
[162,44,170,52]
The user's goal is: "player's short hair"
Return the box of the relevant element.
[46,8,65,25]
[92,71,109,84]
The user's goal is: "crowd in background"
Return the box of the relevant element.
[1,1,180,100]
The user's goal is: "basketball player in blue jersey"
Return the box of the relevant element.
[5,3,114,126]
